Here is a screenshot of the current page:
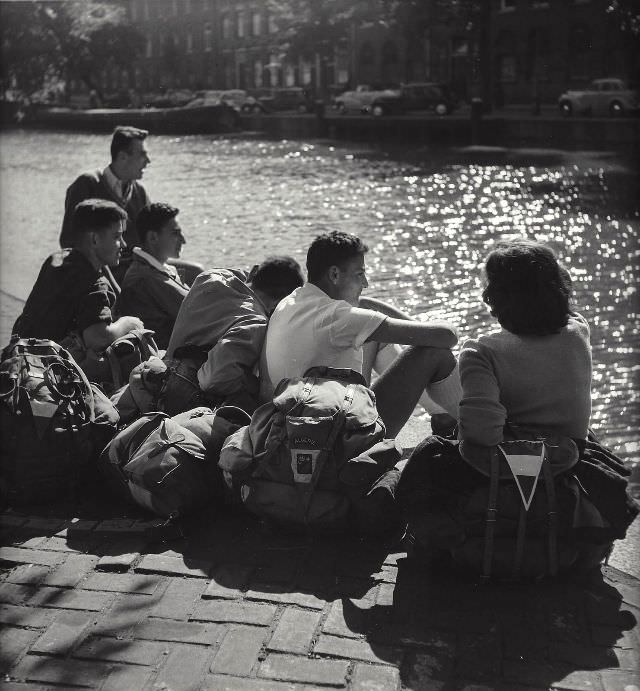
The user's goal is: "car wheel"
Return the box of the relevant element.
[337,103,347,115]
[609,100,624,116]
[371,104,385,117]
[434,103,449,116]
[559,101,572,116]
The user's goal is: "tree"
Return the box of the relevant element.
[606,0,640,36]
[0,0,144,102]
[265,0,381,95]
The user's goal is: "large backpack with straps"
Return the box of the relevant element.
[219,367,399,531]
[0,337,119,507]
[99,406,250,518]
[396,429,635,581]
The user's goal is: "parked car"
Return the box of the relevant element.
[558,78,639,117]
[367,82,456,117]
[187,89,261,112]
[334,85,396,114]
[256,87,315,113]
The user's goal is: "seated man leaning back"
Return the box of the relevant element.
[161,256,304,415]
[116,202,190,349]
[260,231,462,438]
[12,199,144,370]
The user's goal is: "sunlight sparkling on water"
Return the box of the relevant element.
[0,132,637,463]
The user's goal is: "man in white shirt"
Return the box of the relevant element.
[261,231,462,437]
[117,203,190,348]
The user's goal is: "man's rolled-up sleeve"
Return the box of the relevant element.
[328,303,386,349]
[197,316,267,397]
[76,281,113,334]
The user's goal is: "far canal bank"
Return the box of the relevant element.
[240,107,640,152]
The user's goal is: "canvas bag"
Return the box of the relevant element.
[0,337,119,506]
[99,406,250,518]
[397,429,620,581]
[219,367,390,530]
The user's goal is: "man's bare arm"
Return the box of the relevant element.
[82,316,144,351]
[367,317,458,349]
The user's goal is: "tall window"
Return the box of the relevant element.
[186,32,193,54]
[252,11,262,36]
[284,64,296,86]
[237,11,245,38]
[130,2,137,22]
[172,0,179,16]
[268,13,278,34]
[254,59,263,87]
[301,60,312,85]
[204,24,213,52]
[495,30,517,82]
[143,0,149,21]
[145,36,153,58]
[222,15,232,40]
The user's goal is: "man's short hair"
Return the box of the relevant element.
[72,199,128,237]
[306,231,368,283]
[250,256,304,302]
[110,126,148,160]
[136,203,180,244]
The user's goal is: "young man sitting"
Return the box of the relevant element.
[260,231,462,437]
[13,199,144,371]
[161,256,304,415]
[117,203,190,349]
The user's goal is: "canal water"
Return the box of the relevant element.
[0,129,638,468]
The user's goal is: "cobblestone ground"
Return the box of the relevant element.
[1,482,639,691]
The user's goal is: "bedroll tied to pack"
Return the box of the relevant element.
[396,430,638,581]
[0,337,119,507]
[219,367,401,532]
[99,406,250,518]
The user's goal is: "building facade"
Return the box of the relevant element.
[103,0,637,107]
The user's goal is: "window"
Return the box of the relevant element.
[254,59,263,87]
[268,13,278,34]
[222,15,232,40]
[500,0,516,10]
[145,36,153,58]
[569,25,590,78]
[284,64,296,86]
[252,12,261,36]
[143,0,149,21]
[301,60,312,85]
[237,11,245,38]
[186,32,193,53]
[268,53,280,86]
[204,24,212,52]
[130,2,137,22]
[172,0,179,16]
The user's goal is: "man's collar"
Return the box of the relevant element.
[133,247,175,275]
[104,165,131,201]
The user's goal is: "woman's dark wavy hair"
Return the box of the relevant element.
[482,240,572,336]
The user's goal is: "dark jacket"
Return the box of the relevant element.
[59,169,150,251]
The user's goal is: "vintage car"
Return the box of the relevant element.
[367,82,456,117]
[187,89,261,112]
[333,85,397,114]
[255,87,316,113]
[558,78,639,116]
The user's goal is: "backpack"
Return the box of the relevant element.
[99,406,250,518]
[396,430,631,581]
[219,367,396,531]
[0,337,119,506]
[111,355,169,424]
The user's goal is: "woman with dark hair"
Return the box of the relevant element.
[458,239,591,452]
[397,238,637,580]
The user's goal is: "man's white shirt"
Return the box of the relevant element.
[260,282,386,401]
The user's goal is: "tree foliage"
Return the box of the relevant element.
[606,0,640,36]
[0,0,144,100]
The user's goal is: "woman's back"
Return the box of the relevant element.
[458,313,592,447]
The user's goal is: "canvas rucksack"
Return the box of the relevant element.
[99,406,250,518]
[219,367,398,531]
[0,337,119,507]
[396,430,630,581]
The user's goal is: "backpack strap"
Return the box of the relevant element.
[542,457,559,577]
[106,343,126,390]
[300,382,356,524]
[513,504,527,579]
[481,450,500,581]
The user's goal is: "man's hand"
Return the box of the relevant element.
[118,316,144,333]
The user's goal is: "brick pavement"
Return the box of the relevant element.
[1,490,639,691]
